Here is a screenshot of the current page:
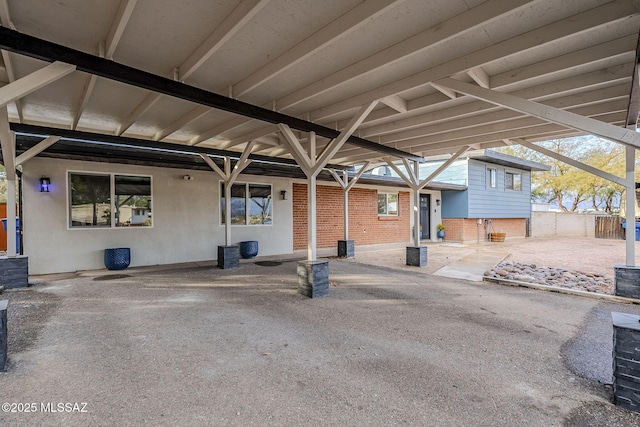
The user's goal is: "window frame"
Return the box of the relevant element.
[377,192,399,217]
[220,181,273,226]
[505,171,522,191]
[68,171,153,230]
[487,167,497,189]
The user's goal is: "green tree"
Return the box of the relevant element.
[499,136,638,213]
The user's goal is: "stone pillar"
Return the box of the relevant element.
[297,260,329,298]
[406,246,427,267]
[612,312,640,412]
[0,299,7,372]
[217,245,239,269]
[614,265,640,298]
[337,240,354,258]
[0,256,29,288]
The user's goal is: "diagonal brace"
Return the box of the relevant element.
[434,77,640,149]
[513,138,628,187]
[0,62,75,109]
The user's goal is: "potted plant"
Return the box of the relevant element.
[436,223,445,239]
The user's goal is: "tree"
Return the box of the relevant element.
[499,136,638,213]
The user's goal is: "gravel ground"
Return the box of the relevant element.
[351,237,640,285]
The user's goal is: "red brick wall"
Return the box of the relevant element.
[293,183,411,250]
[441,218,526,242]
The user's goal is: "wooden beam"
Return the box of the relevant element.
[199,153,227,180]
[0,27,421,161]
[417,146,469,190]
[0,107,15,180]
[15,135,60,165]
[105,0,137,59]
[312,101,378,176]
[468,67,490,88]
[277,124,313,175]
[514,138,628,187]
[233,0,400,97]
[228,141,256,183]
[381,95,407,113]
[346,161,371,192]
[0,62,76,109]
[384,157,417,189]
[179,0,269,81]
[434,77,640,148]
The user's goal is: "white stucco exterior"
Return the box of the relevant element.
[22,158,294,274]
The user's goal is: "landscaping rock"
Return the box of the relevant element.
[484,261,614,294]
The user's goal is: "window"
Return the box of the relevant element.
[378,193,398,216]
[505,172,522,191]
[69,173,152,228]
[221,182,272,225]
[488,168,497,188]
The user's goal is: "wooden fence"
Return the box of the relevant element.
[595,216,625,240]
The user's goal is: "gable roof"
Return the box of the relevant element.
[467,150,550,172]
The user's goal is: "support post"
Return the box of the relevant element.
[413,162,421,246]
[6,179,16,257]
[307,174,316,262]
[625,146,636,267]
[0,300,7,372]
[343,170,349,241]
[200,142,254,269]
[329,163,370,259]
[614,146,638,297]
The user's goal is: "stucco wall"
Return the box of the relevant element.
[531,211,595,238]
[23,158,294,274]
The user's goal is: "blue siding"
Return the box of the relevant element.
[467,160,531,218]
[442,189,468,218]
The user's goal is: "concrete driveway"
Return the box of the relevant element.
[1,259,640,426]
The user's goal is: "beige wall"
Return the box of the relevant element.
[23,158,294,274]
[531,211,595,238]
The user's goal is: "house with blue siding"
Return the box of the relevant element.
[424,150,549,242]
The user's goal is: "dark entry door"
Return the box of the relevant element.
[419,194,430,240]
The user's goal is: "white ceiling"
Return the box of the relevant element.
[1,0,639,166]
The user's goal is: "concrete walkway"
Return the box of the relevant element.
[433,248,508,281]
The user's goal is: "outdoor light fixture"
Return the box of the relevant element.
[39,176,51,192]
[436,199,441,206]
[280,190,287,200]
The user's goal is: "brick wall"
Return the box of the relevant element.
[441,218,526,242]
[293,183,411,250]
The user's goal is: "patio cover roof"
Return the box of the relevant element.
[0,0,638,168]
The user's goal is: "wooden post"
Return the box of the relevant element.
[625,145,636,267]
